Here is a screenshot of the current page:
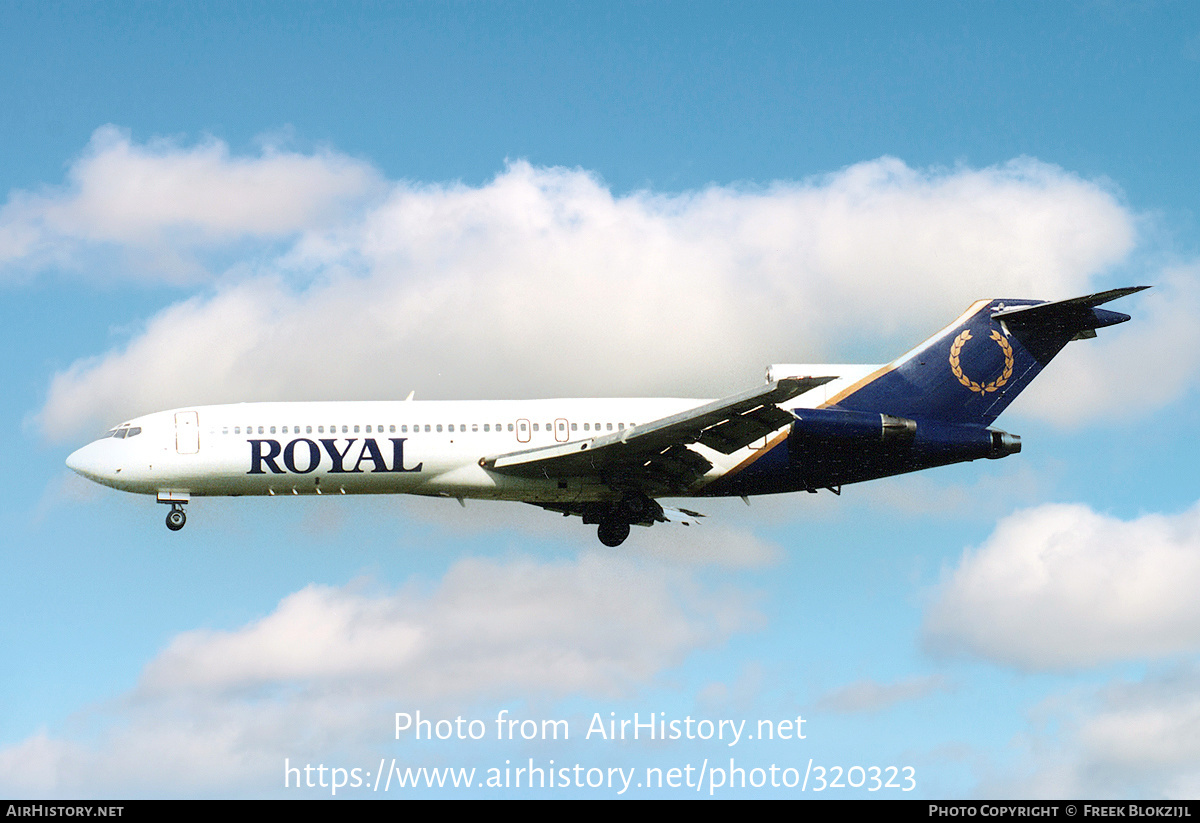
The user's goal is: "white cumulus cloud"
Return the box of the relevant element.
[978,665,1200,798]
[0,125,382,281]
[142,553,753,698]
[28,137,1143,440]
[924,501,1200,670]
[0,551,757,796]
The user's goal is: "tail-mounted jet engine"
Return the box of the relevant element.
[788,407,1019,490]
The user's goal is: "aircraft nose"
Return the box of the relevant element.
[66,441,110,483]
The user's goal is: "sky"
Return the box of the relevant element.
[2,0,1199,799]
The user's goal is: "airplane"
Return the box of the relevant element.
[65,287,1146,546]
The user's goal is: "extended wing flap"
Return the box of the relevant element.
[637,444,715,488]
[484,376,834,490]
[697,403,795,454]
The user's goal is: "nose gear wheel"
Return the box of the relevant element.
[165,503,187,531]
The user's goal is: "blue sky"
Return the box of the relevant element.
[2,1,1199,798]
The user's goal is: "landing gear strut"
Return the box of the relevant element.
[597,518,631,547]
[165,503,187,531]
[588,492,664,547]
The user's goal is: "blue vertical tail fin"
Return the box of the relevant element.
[827,287,1148,425]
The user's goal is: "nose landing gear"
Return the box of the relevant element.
[157,492,190,532]
[165,503,187,531]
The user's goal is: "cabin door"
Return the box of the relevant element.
[175,411,199,454]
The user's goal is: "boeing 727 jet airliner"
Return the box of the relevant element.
[66,287,1145,545]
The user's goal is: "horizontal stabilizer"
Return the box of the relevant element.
[992,286,1150,332]
[828,286,1146,426]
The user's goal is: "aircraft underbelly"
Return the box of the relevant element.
[140,449,619,503]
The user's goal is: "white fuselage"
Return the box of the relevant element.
[64,367,882,505]
[68,398,723,503]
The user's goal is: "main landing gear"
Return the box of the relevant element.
[597,518,631,547]
[594,493,661,547]
[543,493,663,547]
[165,503,187,531]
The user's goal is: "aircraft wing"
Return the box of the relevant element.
[482,377,834,493]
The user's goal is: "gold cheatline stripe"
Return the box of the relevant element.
[694,429,791,490]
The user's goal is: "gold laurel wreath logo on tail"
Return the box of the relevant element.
[948,329,1014,394]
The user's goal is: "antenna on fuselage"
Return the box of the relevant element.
[405,391,415,401]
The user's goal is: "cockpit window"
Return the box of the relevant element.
[114,428,128,439]
[126,427,142,438]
